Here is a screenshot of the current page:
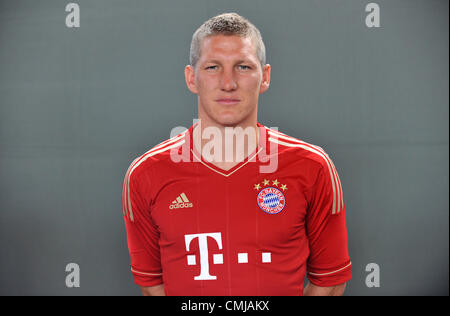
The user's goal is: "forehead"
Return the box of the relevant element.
[199,34,257,62]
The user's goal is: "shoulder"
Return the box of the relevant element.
[125,129,188,182]
[264,126,334,171]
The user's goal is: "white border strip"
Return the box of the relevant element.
[308,262,352,276]
[131,267,163,276]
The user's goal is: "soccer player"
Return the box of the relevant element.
[122,13,351,296]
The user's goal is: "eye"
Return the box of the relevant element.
[238,65,251,70]
[205,65,218,70]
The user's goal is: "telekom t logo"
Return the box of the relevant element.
[185,232,223,280]
[184,232,272,281]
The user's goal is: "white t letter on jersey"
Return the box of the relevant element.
[185,232,223,280]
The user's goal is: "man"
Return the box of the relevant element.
[122,13,351,296]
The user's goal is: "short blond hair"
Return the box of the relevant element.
[189,13,266,69]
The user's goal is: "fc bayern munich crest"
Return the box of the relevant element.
[257,187,286,214]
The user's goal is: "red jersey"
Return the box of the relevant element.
[122,122,351,295]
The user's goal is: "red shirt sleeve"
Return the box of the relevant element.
[305,159,352,287]
[122,162,163,287]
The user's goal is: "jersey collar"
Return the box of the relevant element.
[187,122,268,177]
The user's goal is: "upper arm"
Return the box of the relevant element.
[122,161,163,287]
[305,156,352,287]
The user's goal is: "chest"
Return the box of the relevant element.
[150,163,309,249]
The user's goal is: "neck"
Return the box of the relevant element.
[193,119,260,164]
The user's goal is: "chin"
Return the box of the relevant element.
[215,116,244,127]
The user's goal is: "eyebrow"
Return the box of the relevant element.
[203,59,257,65]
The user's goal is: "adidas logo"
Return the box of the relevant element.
[169,192,193,210]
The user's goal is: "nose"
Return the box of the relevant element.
[220,68,237,92]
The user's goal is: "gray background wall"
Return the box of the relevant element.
[0,0,448,295]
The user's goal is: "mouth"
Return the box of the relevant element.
[215,98,241,105]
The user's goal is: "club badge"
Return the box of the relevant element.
[254,179,287,215]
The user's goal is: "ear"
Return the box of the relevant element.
[259,64,271,94]
[185,65,199,94]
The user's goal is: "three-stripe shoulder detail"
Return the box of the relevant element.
[266,128,344,215]
[122,131,187,221]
